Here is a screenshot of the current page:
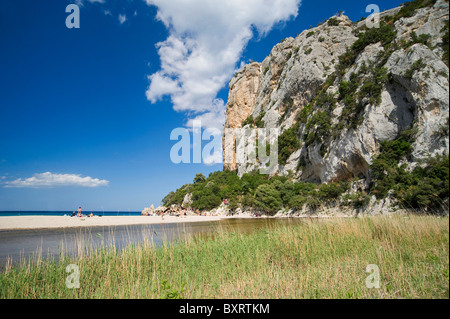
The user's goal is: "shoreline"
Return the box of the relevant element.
[1,215,447,299]
[1,211,420,231]
[0,215,256,231]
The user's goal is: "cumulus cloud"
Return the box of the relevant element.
[118,13,127,24]
[3,172,109,188]
[203,151,223,166]
[145,0,301,130]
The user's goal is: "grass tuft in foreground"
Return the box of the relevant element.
[0,215,448,299]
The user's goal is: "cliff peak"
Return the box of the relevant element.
[223,0,449,184]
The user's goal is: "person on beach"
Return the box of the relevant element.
[77,207,82,217]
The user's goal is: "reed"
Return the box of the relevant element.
[0,215,448,299]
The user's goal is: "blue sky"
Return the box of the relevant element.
[0,0,402,211]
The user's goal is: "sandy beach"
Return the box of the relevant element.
[0,215,252,231]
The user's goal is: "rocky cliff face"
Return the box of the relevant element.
[223,0,449,184]
[223,62,261,172]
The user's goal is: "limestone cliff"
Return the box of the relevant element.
[223,0,449,184]
[223,62,261,171]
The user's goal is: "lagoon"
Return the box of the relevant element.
[0,217,306,270]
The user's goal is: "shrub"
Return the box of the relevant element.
[337,22,395,74]
[441,21,449,66]
[318,182,348,201]
[336,50,357,77]
[161,191,176,206]
[352,22,396,54]
[327,17,340,26]
[242,115,254,127]
[278,122,301,165]
[336,61,389,132]
[288,195,307,210]
[395,0,438,20]
[410,31,432,46]
[395,155,449,211]
[191,192,222,211]
[315,91,336,109]
[298,103,313,124]
[242,112,265,128]
[358,67,389,105]
[254,111,266,128]
[253,183,283,215]
[404,58,426,79]
[370,127,419,199]
[277,180,297,205]
[163,184,192,206]
[304,110,332,146]
[342,192,371,208]
[306,196,321,210]
[193,173,206,184]
[338,72,359,100]
[339,99,365,130]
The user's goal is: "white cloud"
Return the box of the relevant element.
[203,151,223,166]
[3,172,109,188]
[145,0,301,130]
[184,99,226,133]
[118,13,127,24]
[75,0,105,6]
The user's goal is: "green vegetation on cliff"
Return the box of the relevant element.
[162,169,359,215]
[162,0,449,216]
[161,147,448,215]
[370,132,449,212]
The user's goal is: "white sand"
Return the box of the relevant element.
[0,215,251,231]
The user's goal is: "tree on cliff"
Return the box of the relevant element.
[193,173,206,184]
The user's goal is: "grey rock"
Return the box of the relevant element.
[223,2,449,186]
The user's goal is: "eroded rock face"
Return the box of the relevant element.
[223,1,449,183]
[223,62,261,172]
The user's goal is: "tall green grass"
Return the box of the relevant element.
[0,215,448,299]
